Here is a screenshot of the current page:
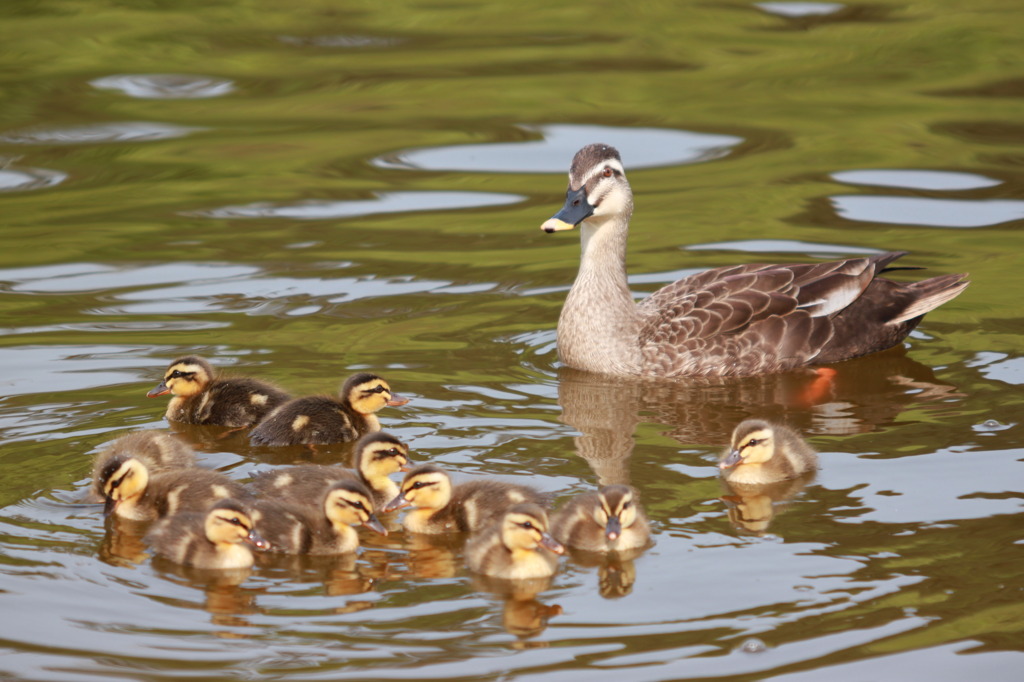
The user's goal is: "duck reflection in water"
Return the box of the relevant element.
[719,420,818,535]
[555,347,961,486]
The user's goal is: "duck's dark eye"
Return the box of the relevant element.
[746,438,762,448]
[366,385,387,394]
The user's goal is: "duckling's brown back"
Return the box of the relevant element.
[145,468,248,519]
[453,479,547,533]
[250,395,365,446]
[190,377,292,428]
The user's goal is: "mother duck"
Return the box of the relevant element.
[540,143,969,378]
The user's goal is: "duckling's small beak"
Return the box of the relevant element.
[720,450,743,470]
[398,462,412,473]
[386,393,410,407]
[604,516,622,542]
[103,497,117,516]
[146,381,170,398]
[363,514,388,536]
[383,493,410,513]
[541,186,593,233]
[245,528,271,552]
[540,532,565,555]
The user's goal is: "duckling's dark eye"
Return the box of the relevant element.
[224,516,248,528]
[411,481,430,490]
[521,521,535,530]
[745,438,762,448]
[365,385,388,395]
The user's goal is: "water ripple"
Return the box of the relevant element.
[0,164,67,192]
[188,192,523,220]
[0,122,203,145]
[90,74,235,99]
[831,195,1024,228]
[375,124,743,173]
[756,2,844,17]
[832,169,1001,191]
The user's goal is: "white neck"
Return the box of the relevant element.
[557,213,640,375]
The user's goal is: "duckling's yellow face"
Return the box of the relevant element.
[324,486,387,536]
[721,425,776,470]
[204,505,268,550]
[356,439,410,481]
[500,506,565,555]
[385,469,451,512]
[147,360,211,398]
[100,457,150,513]
[594,485,637,541]
[345,378,408,415]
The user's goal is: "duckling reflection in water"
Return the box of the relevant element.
[250,373,408,447]
[719,419,818,485]
[148,355,291,428]
[721,475,816,535]
[384,464,547,534]
[146,498,269,570]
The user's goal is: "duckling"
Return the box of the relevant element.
[384,464,546,534]
[466,503,564,580]
[145,498,269,569]
[249,373,409,447]
[541,143,969,378]
[251,480,387,555]
[346,431,411,508]
[97,454,247,521]
[147,355,291,428]
[91,430,196,501]
[247,432,411,510]
[719,419,818,485]
[551,485,650,553]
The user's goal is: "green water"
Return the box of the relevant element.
[1,0,1022,680]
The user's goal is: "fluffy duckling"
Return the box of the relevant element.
[466,503,565,580]
[249,373,408,447]
[247,432,411,509]
[551,485,650,553]
[384,464,546,534]
[91,430,196,501]
[251,480,387,555]
[146,498,269,569]
[346,431,411,508]
[719,419,819,485]
[97,455,247,521]
[147,355,291,428]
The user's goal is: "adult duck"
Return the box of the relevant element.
[540,143,969,378]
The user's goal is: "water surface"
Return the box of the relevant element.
[0,1,1022,681]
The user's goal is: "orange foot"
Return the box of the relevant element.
[800,367,837,407]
